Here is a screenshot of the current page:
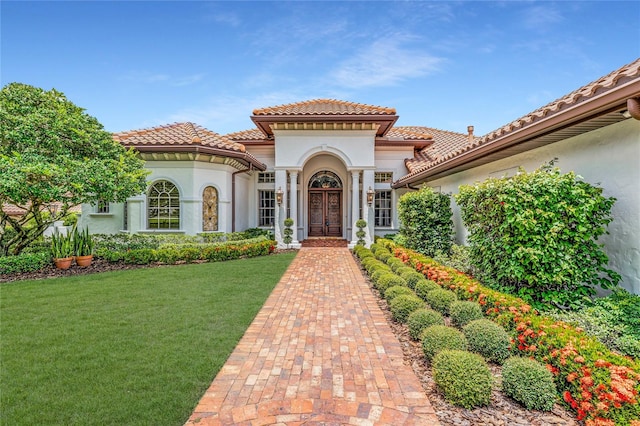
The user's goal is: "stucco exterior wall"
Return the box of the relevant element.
[375,146,415,233]
[423,119,640,294]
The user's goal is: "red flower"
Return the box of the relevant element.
[574,356,585,364]
[566,372,578,383]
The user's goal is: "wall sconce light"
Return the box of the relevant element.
[366,186,375,206]
[276,187,284,205]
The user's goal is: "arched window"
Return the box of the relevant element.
[309,171,342,188]
[202,186,218,232]
[148,180,180,229]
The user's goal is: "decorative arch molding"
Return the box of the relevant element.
[297,145,353,168]
[308,170,343,188]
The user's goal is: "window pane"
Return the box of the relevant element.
[259,190,275,227]
[147,180,180,229]
[374,190,392,227]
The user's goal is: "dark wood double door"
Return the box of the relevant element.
[308,190,342,237]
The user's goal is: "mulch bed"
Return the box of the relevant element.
[353,254,581,426]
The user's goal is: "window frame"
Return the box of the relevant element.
[147,180,181,230]
[374,190,392,228]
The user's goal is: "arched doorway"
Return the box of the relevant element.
[308,171,342,237]
[202,186,218,231]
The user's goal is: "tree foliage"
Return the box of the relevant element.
[455,162,620,309]
[0,82,148,255]
[397,186,453,257]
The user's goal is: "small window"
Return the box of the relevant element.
[258,172,275,183]
[96,200,110,214]
[374,190,392,227]
[258,190,275,227]
[375,172,393,183]
[123,201,128,230]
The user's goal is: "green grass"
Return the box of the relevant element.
[0,253,296,425]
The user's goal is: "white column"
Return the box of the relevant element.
[274,169,287,248]
[289,170,301,247]
[349,170,360,247]
[362,169,375,247]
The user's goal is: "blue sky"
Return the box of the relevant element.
[2,1,639,136]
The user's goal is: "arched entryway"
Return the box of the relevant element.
[308,171,342,237]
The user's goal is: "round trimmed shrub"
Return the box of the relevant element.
[370,268,389,283]
[386,257,405,272]
[400,270,426,289]
[369,243,380,254]
[502,357,556,411]
[463,319,511,364]
[362,257,384,273]
[395,266,415,277]
[389,294,424,323]
[357,249,374,260]
[421,325,468,360]
[449,301,484,328]
[407,308,445,341]
[414,279,440,300]
[375,273,407,292]
[375,250,392,262]
[384,285,415,302]
[432,350,492,408]
[424,288,457,315]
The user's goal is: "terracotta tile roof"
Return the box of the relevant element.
[397,126,477,173]
[114,122,248,153]
[252,99,396,116]
[395,58,640,184]
[384,127,434,141]
[225,128,269,142]
[2,202,81,217]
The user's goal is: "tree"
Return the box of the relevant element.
[0,82,148,255]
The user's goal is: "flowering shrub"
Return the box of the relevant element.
[387,240,640,425]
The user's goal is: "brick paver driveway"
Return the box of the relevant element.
[186,247,439,425]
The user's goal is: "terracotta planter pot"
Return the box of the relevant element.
[75,255,93,268]
[53,257,73,270]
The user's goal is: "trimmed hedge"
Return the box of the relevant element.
[502,356,556,411]
[375,273,407,293]
[421,325,468,361]
[414,279,440,301]
[463,319,511,364]
[407,308,445,341]
[424,288,458,315]
[389,294,424,323]
[384,285,414,302]
[432,350,493,408]
[0,252,51,275]
[450,301,484,328]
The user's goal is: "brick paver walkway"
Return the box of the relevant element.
[185,248,440,426]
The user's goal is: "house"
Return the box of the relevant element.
[80,58,640,294]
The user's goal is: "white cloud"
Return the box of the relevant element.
[330,38,443,88]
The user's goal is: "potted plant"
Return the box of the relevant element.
[73,227,94,267]
[51,230,73,269]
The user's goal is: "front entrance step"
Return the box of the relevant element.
[301,238,348,247]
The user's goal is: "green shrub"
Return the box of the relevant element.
[386,257,405,272]
[154,248,180,264]
[95,248,124,263]
[179,247,201,263]
[394,266,415,278]
[375,250,392,263]
[450,301,484,328]
[424,288,457,315]
[414,279,441,301]
[375,273,406,293]
[356,249,374,260]
[432,244,473,275]
[397,187,454,257]
[455,162,620,309]
[384,286,414,302]
[463,319,511,364]
[389,294,424,323]
[370,269,388,283]
[407,308,445,341]
[421,325,468,361]
[0,252,51,274]
[432,350,492,408]
[400,270,426,290]
[123,248,156,265]
[501,357,556,411]
[369,243,380,254]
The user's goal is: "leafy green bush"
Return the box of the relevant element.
[154,248,180,264]
[432,350,492,408]
[386,257,405,272]
[93,234,160,251]
[369,243,380,254]
[283,218,294,245]
[455,162,620,309]
[356,249,373,260]
[424,288,457,315]
[450,301,484,328]
[414,279,441,301]
[397,186,453,257]
[432,244,473,275]
[400,270,427,290]
[421,325,468,361]
[463,319,511,364]
[384,286,414,302]
[407,308,445,341]
[389,294,424,323]
[179,247,201,263]
[375,273,406,293]
[95,248,124,263]
[0,252,51,274]
[501,357,556,411]
[123,248,156,265]
[375,250,392,263]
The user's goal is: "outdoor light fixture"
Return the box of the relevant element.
[366,186,375,206]
[276,187,284,205]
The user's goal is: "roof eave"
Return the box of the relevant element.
[127,144,267,171]
[392,79,640,189]
[251,114,399,137]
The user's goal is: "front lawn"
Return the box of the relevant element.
[1,253,296,425]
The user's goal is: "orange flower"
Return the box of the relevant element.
[580,376,594,387]
[586,419,615,426]
[566,372,578,383]
[594,359,611,368]
[574,356,585,364]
